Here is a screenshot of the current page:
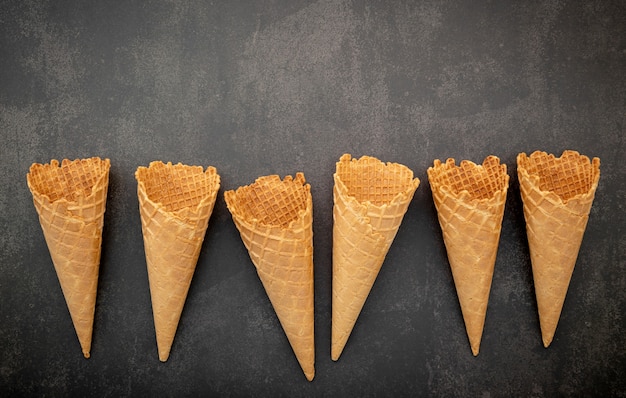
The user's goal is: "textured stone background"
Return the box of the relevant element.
[1,0,625,396]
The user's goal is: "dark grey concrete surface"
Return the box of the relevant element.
[1,0,625,396]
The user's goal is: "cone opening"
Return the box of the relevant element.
[228,174,309,228]
[136,162,219,213]
[27,158,110,203]
[336,155,415,206]
[518,151,600,202]
[429,156,507,200]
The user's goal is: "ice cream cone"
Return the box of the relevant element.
[517,150,600,347]
[224,173,315,381]
[136,161,220,361]
[427,156,509,356]
[26,157,111,358]
[331,154,419,361]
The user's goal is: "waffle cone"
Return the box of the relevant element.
[332,154,419,361]
[517,150,600,347]
[224,173,315,381]
[427,156,509,356]
[136,161,220,361]
[26,157,111,358]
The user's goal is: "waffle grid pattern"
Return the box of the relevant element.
[136,161,220,361]
[26,157,111,358]
[427,156,508,356]
[429,156,508,201]
[28,158,110,225]
[230,174,308,229]
[137,161,220,214]
[518,150,599,203]
[332,154,420,360]
[336,155,416,206]
[224,173,314,381]
[517,151,600,347]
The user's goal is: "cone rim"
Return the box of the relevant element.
[335,153,420,211]
[27,157,111,206]
[135,160,220,219]
[224,172,311,231]
[427,155,509,208]
[517,150,600,206]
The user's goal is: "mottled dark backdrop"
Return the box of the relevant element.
[1,0,624,396]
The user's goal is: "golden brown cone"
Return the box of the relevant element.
[332,154,419,361]
[427,156,509,356]
[224,173,315,381]
[136,161,220,361]
[517,150,600,347]
[26,157,111,358]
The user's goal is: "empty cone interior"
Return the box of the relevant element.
[136,161,220,219]
[517,150,600,347]
[26,157,111,359]
[332,154,419,360]
[336,154,416,205]
[226,173,308,229]
[518,150,600,203]
[224,173,315,381]
[28,158,110,225]
[428,156,508,203]
[428,156,508,356]
[136,161,220,361]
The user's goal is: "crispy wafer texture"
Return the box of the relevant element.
[27,158,110,224]
[518,150,600,203]
[27,157,111,359]
[224,173,315,381]
[332,154,419,361]
[136,161,220,216]
[136,161,220,361]
[429,156,508,201]
[336,154,417,206]
[226,173,308,229]
[517,150,600,347]
[428,156,508,356]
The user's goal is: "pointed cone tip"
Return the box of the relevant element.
[541,326,555,347]
[331,344,343,362]
[83,351,90,359]
[158,343,171,362]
